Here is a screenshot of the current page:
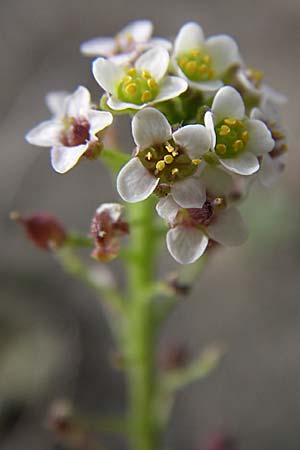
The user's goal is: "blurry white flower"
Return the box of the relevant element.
[204,86,274,175]
[156,195,248,264]
[172,22,241,92]
[26,86,113,173]
[117,107,212,207]
[80,20,171,63]
[92,47,188,111]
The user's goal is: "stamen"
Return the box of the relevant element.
[224,118,237,126]
[216,144,227,154]
[172,151,179,157]
[141,91,152,102]
[192,159,202,165]
[219,125,231,136]
[156,160,165,171]
[165,144,174,153]
[125,83,137,95]
[241,130,249,142]
[147,78,157,89]
[142,70,151,79]
[123,75,132,85]
[127,67,136,76]
[146,151,152,161]
[185,61,197,74]
[199,64,208,74]
[171,168,179,175]
[233,140,244,151]
[202,55,211,64]
[164,154,174,164]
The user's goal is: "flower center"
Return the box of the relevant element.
[177,49,215,82]
[175,201,215,228]
[61,117,90,147]
[118,68,159,105]
[138,140,200,184]
[215,117,249,159]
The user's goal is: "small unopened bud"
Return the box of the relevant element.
[160,343,189,372]
[167,272,191,296]
[11,211,66,250]
[47,399,74,437]
[90,203,129,262]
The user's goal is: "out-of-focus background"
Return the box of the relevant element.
[0,0,299,449]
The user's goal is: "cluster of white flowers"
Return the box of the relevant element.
[26,20,288,264]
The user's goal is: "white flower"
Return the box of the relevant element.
[117,107,212,207]
[92,47,188,111]
[172,22,241,92]
[80,20,171,63]
[25,86,113,173]
[204,86,275,176]
[156,195,248,264]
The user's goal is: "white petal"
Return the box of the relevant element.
[45,91,69,116]
[166,226,208,264]
[107,96,144,111]
[96,203,123,222]
[205,35,241,75]
[173,124,211,158]
[66,86,91,117]
[132,107,171,149]
[262,84,287,106]
[219,152,259,175]
[148,37,172,51]
[245,119,274,156]
[204,111,216,149]
[122,20,153,43]
[116,157,159,202]
[135,47,169,82]
[187,78,224,93]
[80,37,116,56]
[109,52,137,65]
[174,22,204,56]
[212,86,245,123]
[87,110,113,138]
[25,120,62,147]
[201,165,233,197]
[92,58,124,94]
[154,76,188,103]
[51,144,88,173]
[208,207,248,246]
[156,195,180,224]
[259,154,285,187]
[171,177,206,208]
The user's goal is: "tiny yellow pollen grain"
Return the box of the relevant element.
[241,130,249,142]
[156,160,165,171]
[164,154,174,164]
[142,70,151,79]
[141,90,152,103]
[165,144,174,153]
[192,158,202,166]
[147,78,157,89]
[125,83,137,95]
[224,118,237,126]
[185,61,197,74]
[171,168,179,176]
[233,139,244,151]
[216,144,227,154]
[219,125,231,136]
[146,151,152,161]
[127,67,136,76]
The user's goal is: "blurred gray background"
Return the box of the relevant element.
[0,0,300,449]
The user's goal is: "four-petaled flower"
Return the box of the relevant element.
[80,20,171,64]
[204,86,275,175]
[117,107,212,208]
[26,86,113,173]
[92,47,188,111]
[172,22,241,92]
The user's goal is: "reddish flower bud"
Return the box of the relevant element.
[160,343,189,372]
[11,211,66,250]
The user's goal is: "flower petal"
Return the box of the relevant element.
[135,47,169,82]
[66,86,91,117]
[204,111,216,149]
[156,195,180,224]
[259,154,285,187]
[208,207,248,246]
[25,120,62,147]
[154,76,188,103]
[171,177,206,208]
[201,165,233,197]
[174,22,204,56]
[80,37,116,57]
[219,151,259,175]
[245,119,274,156]
[87,110,113,138]
[148,37,172,51]
[173,124,211,158]
[187,79,223,93]
[122,20,153,43]
[132,107,171,149]
[92,58,124,94]
[116,157,159,202]
[211,86,245,123]
[51,144,88,173]
[45,91,69,116]
[166,226,208,264]
[205,35,241,75]
[96,203,123,222]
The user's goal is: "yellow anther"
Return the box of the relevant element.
[156,160,165,171]
[165,144,174,153]
[272,129,285,140]
[208,68,215,78]
[146,151,152,161]
[147,78,157,89]
[216,144,227,154]
[123,75,133,85]
[164,154,174,164]
[125,83,137,95]
[224,118,237,126]
[179,56,188,66]
[199,64,209,74]
[142,70,151,79]
[241,130,249,143]
[185,61,197,74]
[171,168,179,176]
[233,140,244,151]
[172,151,179,157]
[127,67,136,76]
[281,143,288,153]
[190,49,200,57]
[192,158,202,165]
[248,68,264,87]
[202,54,211,64]
[141,90,152,102]
[219,125,231,136]
[213,197,223,206]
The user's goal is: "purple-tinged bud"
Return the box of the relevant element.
[47,399,74,437]
[90,203,129,262]
[11,211,66,250]
[159,343,189,372]
[166,272,191,296]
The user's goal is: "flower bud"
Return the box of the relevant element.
[11,211,66,250]
[90,203,129,262]
[201,433,236,450]
[159,343,189,372]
